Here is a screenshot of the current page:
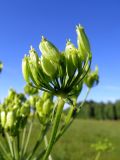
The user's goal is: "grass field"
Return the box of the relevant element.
[51,119,120,160]
[1,119,120,160]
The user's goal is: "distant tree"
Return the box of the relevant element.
[100,102,105,120]
[89,100,95,118]
[112,105,118,120]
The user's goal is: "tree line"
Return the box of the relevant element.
[66,100,120,120]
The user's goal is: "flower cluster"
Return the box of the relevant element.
[0,89,30,136]
[21,25,99,160]
[22,25,94,99]
[0,25,99,160]
[35,92,54,125]
[24,83,38,95]
[0,87,56,159]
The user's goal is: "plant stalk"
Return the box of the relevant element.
[43,97,64,160]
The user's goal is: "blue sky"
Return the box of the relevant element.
[0,0,120,102]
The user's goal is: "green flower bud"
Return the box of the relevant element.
[65,40,79,67]
[39,36,60,63]
[78,43,87,61]
[36,99,44,116]
[42,92,53,101]
[43,99,53,115]
[13,104,21,110]
[8,89,16,100]
[20,103,30,117]
[24,83,38,95]
[5,111,15,129]
[22,56,30,83]
[76,24,91,54]
[29,60,41,86]
[29,47,39,67]
[1,111,6,127]
[29,96,36,106]
[65,40,76,54]
[66,54,76,77]
[41,56,57,78]
[71,53,80,68]
[85,66,99,88]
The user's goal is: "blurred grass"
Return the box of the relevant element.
[1,119,120,160]
[51,119,120,160]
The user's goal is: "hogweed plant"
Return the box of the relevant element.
[0,25,99,160]
[91,138,114,160]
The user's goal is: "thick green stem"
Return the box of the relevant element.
[55,88,91,143]
[43,97,64,160]
[35,88,90,160]
[23,121,33,156]
[17,132,20,159]
[0,140,12,160]
[44,136,53,160]
[20,127,27,159]
[13,137,19,160]
[5,133,14,159]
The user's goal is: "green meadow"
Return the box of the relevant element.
[51,119,120,160]
[0,117,120,160]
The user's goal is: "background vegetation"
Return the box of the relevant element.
[65,100,120,120]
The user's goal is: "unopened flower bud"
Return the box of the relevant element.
[22,56,30,83]
[1,111,6,127]
[8,89,16,100]
[24,83,38,95]
[66,54,76,77]
[65,40,76,54]
[39,37,60,63]
[20,103,30,117]
[29,96,36,106]
[65,40,79,67]
[29,47,39,67]
[29,61,41,86]
[78,43,88,61]
[5,111,15,129]
[41,56,57,78]
[85,66,99,88]
[42,92,53,101]
[43,99,53,115]
[36,99,44,116]
[76,24,91,54]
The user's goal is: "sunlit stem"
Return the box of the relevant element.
[0,140,12,160]
[23,121,33,156]
[55,88,91,143]
[5,132,14,159]
[36,88,91,160]
[43,97,64,160]
[13,137,19,160]
[44,136,53,160]
[17,132,20,159]
[20,127,27,159]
